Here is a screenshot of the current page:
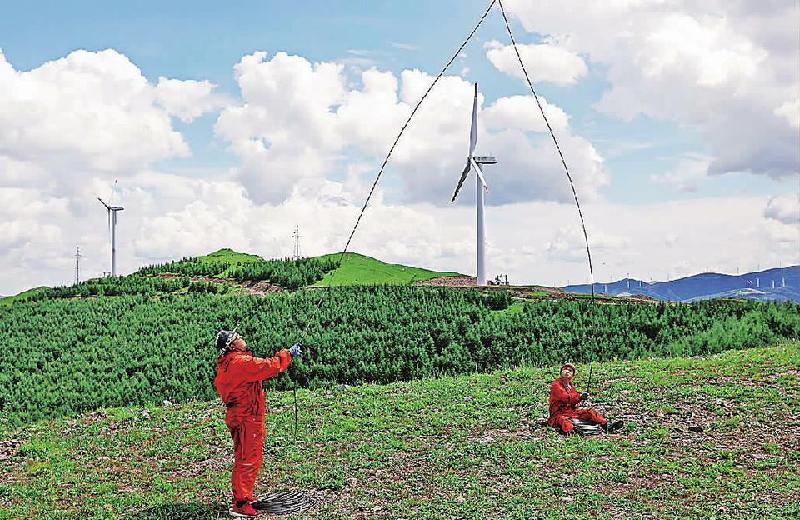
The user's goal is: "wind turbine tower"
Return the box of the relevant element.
[473,155,496,286]
[450,83,496,287]
[97,182,124,277]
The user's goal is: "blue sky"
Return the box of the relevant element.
[2,0,791,202]
[0,1,797,293]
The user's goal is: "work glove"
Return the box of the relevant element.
[580,392,589,401]
[289,342,303,359]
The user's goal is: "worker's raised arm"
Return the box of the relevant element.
[233,350,292,382]
[232,342,303,383]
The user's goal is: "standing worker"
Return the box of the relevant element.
[548,363,623,435]
[214,329,302,517]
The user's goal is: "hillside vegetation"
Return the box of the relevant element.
[0,250,461,305]
[138,249,338,289]
[315,252,462,286]
[1,343,798,519]
[1,283,798,427]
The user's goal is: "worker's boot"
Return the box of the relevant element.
[231,499,263,518]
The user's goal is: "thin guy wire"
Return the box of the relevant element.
[339,0,498,266]
[496,0,595,292]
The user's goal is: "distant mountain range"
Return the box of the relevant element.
[563,266,800,303]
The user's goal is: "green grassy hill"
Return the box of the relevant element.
[0,250,463,304]
[2,342,798,519]
[190,248,263,275]
[315,252,463,286]
[0,287,49,307]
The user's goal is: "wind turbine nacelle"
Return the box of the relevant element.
[474,156,497,165]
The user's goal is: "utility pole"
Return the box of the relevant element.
[74,246,82,285]
[292,225,302,260]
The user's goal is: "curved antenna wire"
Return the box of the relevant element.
[338,0,498,266]
[496,0,595,294]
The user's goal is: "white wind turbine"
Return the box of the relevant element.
[450,83,496,287]
[97,180,124,277]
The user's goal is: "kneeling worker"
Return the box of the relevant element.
[214,329,303,517]
[548,363,623,435]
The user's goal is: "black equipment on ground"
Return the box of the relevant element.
[570,418,603,436]
[251,490,313,515]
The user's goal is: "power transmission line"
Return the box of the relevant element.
[292,226,302,260]
[74,246,82,285]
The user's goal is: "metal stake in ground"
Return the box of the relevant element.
[586,363,593,403]
[288,294,325,436]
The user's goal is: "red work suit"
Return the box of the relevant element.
[215,349,292,503]
[548,377,607,433]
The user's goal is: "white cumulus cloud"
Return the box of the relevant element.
[764,193,800,224]
[483,95,568,133]
[154,77,228,123]
[0,49,195,176]
[484,40,588,85]
[501,0,800,180]
[215,51,606,206]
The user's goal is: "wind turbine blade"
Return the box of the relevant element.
[450,84,482,203]
[468,83,478,157]
[471,157,488,191]
[109,179,118,206]
[450,160,472,202]
[107,208,111,239]
[97,197,110,210]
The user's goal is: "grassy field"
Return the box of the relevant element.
[197,248,261,263]
[315,252,462,286]
[2,342,798,519]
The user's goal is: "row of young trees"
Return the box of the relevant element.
[19,275,231,302]
[226,257,339,289]
[137,256,339,289]
[1,286,797,426]
[17,256,341,303]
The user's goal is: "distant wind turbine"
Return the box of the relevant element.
[450,83,496,287]
[97,180,124,277]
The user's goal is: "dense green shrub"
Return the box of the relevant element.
[18,275,226,301]
[1,287,797,426]
[138,256,338,289]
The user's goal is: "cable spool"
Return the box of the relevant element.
[570,418,602,436]
[251,490,313,515]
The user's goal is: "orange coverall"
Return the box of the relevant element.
[214,349,292,503]
[548,377,607,433]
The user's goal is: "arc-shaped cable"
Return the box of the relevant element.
[496,0,595,292]
[338,0,498,266]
